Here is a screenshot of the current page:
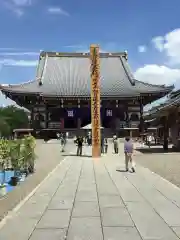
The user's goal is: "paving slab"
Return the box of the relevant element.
[99,195,125,208]
[48,196,74,210]
[101,207,134,227]
[67,217,103,240]
[29,228,67,240]
[172,227,180,238]
[36,209,71,229]
[75,190,98,202]
[72,201,100,217]
[126,201,179,239]
[0,215,38,240]
[103,227,142,240]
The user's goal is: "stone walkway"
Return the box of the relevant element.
[1,143,180,239]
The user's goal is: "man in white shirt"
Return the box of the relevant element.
[147,135,152,148]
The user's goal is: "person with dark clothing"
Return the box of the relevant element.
[101,135,105,154]
[104,138,108,154]
[75,136,84,156]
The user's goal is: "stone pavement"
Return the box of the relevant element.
[1,143,180,239]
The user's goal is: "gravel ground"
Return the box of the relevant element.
[134,147,180,188]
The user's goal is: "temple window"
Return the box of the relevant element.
[106,109,112,117]
[67,110,74,117]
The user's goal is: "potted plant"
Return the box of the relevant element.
[23,135,36,174]
[0,140,9,187]
[9,140,23,186]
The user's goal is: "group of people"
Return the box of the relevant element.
[74,134,135,173]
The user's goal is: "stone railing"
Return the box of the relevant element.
[48,122,61,129]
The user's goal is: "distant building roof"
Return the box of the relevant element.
[0,51,173,98]
[144,90,180,119]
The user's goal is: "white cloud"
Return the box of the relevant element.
[134,64,180,86]
[135,28,180,88]
[138,45,147,53]
[152,29,180,65]
[11,0,32,6]
[0,52,39,56]
[2,0,33,16]
[152,36,165,52]
[0,47,18,51]
[0,59,38,67]
[48,7,69,16]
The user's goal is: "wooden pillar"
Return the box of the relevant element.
[90,44,101,158]
[60,118,64,129]
[45,104,48,129]
[125,103,129,128]
[77,118,81,129]
[163,116,169,151]
[30,107,34,128]
[139,98,144,134]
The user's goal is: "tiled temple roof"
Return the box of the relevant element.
[0,52,173,98]
[144,90,180,119]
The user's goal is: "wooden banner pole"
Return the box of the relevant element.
[90,44,101,158]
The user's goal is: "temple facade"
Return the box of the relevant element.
[144,90,180,150]
[0,51,173,138]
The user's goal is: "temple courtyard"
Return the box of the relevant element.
[1,141,180,239]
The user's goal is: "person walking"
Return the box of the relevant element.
[101,134,105,154]
[113,134,119,154]
[75,136,83,156]
[60,135,66,152]
[104,138,108,154]
[124,136,135,172]
[147,134,152,148]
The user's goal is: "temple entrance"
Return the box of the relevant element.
[64,118,77,128]
[80,108,91,128]
[49,108,61,121]
[102,109,113,128]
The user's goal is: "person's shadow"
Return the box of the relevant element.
[116,169,127,172]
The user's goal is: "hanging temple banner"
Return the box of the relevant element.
[90,45,101,157]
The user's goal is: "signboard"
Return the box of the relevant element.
[106,109,113,117]
[67,110,74,117]
[90,45,101,157]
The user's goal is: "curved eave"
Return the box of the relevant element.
[144,95,180,120]
[134,80,174,94]
[1,88,141,98]
[1,82,173,97]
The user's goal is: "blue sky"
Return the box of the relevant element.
[1,0,180,107]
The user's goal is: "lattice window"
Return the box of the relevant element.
[67,110,74,117]
[106,110,112,117]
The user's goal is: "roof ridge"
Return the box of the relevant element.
[35,53,48,85]
[40,54,48,85]
[119,56,135,86]
[40,51,128,58]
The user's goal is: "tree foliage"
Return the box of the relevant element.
[0,105,29,137]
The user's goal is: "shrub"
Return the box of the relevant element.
[0,136,36,183]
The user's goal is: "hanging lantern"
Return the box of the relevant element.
[61,99,64,108]
[78,99,80,108]
[116,100,118,108]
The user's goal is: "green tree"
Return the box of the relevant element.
[0,105,29,137]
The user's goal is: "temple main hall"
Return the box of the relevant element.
[0,51,173,138]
